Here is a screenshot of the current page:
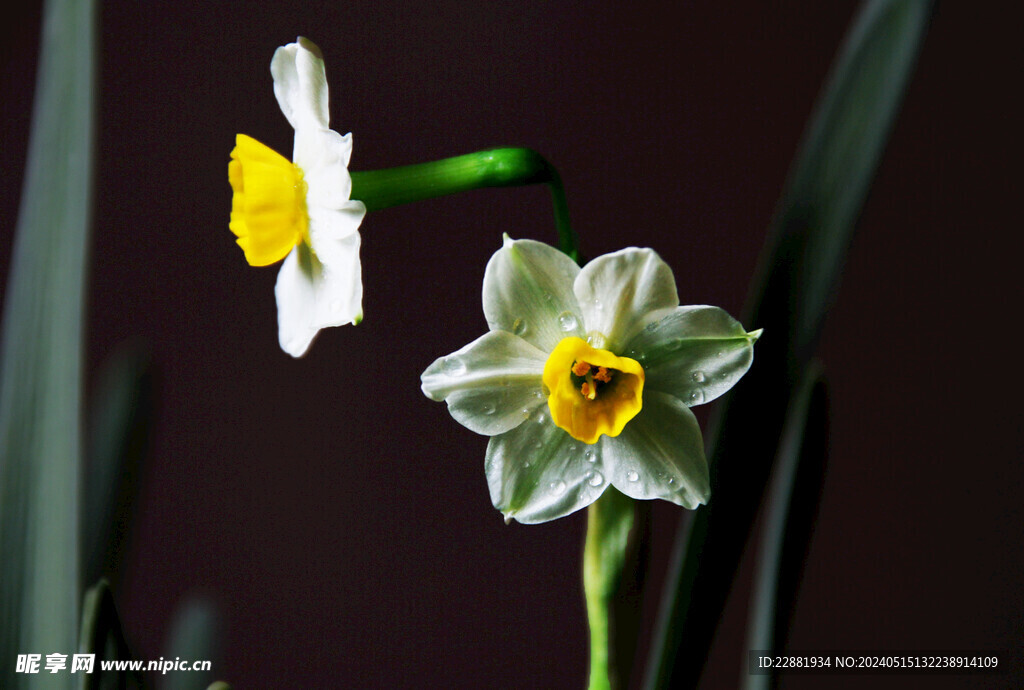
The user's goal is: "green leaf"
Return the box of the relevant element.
[0,0,97,685]
[644,2,933,688]
[77,580,137,690]
[83,344,152,589]
[743,365,828,690]
[164,598,222,690]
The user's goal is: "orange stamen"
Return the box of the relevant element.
[594,367,612,383]
[572,360,591,377]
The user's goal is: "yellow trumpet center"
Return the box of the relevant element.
[228,133,309,267]
[542,337,644,444]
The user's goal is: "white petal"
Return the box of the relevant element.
[275,245,321,357]
[626,306,758,406]
[271,37,330,131]
[574,248,679,352]
[482,237,584,353]
[420,330,548,436]
[601,391,710,508]
[274,212,364,357]
[294,127,354,207]
[485,407,608,523]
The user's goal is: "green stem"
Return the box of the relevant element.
[584,488,638,690]
[350,148,579,263]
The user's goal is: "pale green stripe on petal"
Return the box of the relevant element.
[602,391,710,508]
[421,330,548,436]
[486,407,608,523]
[626,305,760,406]
[482,236,584,353]
[574,248,679,353]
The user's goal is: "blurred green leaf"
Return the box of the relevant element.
[83,344,153,589]
[77,580,137,690]
[743,365,828,690]
[644,2,933,688]
[0,0,97,685]
[164,598,222,690]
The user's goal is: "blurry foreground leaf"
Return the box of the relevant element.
[164,597,223,690]
[77,580,137,690]
[743,365,828,690]
[83,344,153,589]
[0,0,97,684]
[644,2,934,687]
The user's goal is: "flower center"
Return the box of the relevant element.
[542,337,644,444]
[228,134,310,267]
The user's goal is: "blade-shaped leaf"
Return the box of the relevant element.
[164,598,222,690]
[83,344,153,589]
[0,0,97,686]
[644,2,933,688]
[743,365,828,690]
[77,580,137,690]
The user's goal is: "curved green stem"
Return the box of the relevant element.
[350,147,579,262]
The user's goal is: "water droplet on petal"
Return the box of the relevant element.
[521,407,531,418]
[585,450,596,463]
[558,311,579,332]
[535,409,548,424]
[444,356,467,376]
[549,480,567,496]
[665,339,682,352]
[512,318,528,336]
[569,445,577,453]
[716,351,724,358]
[689,390,705,404]
[668,477,675,485]
[593,298,604,311]
[627,470,640,482]
[588,472,604,487]
[482,403,496,415]
[691,371,706,383]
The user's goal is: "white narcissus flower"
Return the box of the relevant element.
[421,237,761,524]
[229,37,366,357]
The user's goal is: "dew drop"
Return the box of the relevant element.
[512,318,528,336]
[549,480,567,496]
[593,298,604,311]
[588,472,604,487]
[558,311,579,332]
[534,441,543,450]
[716,350,724,358]
[584,450,596,463]
[665,339,682,352]
[689,390,705,404]
[482,403,496,415]
[668,477,675,485]
[627,470,640,483]
[521,407,532,418]
[569,445,577,453]
[443,356,467,376]
[691,371,706,383]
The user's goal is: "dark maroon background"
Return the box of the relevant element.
[2,2,1022,688]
